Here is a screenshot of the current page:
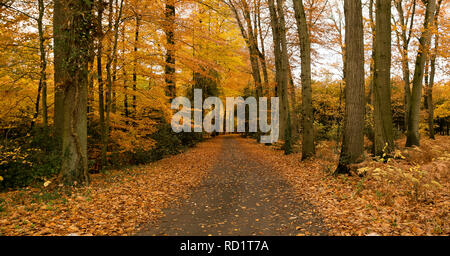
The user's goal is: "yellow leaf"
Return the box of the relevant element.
[44,180,51,187]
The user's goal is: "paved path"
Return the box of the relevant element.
[137,135,327,236]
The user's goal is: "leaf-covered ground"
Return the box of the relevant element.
[243,136,449,236]
[0,138,221,235]
[0,135,448,236]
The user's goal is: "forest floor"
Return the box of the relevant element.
[136,135,327,236]
[0,134,448,236]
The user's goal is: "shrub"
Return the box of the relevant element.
[0,121,205,190]
[0,129,60,190]
[314,121,341,141]
[108,123,204,168]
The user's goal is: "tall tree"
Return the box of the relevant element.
[53,0,65,140]
[267,0,282,99]
[122,23,129,123]
[335,0,365,174]
[267,0,293,153]
[235,0,263,98]
[365,0,376,150]
[373,0,394,156]
[406,0,436,147]
[53,0,93,184]
[426,0,442,139]
[275,0,292,154]
[38,0,48,129]
[30,0,48,130]
[132,14,140,116]
[255,0,269,94]
[292,0,315,160]
[164,0,176,100]
[96,0,107,169]
[102,0,124,168]
[87,55,95,117]
[394,0,417,131]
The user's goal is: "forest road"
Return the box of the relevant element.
[136,135,328,235]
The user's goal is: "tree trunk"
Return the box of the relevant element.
[335,0,365,174]
[406,0,436,147]
[31,79,42,130]
[122,23,129,123]
[288,68,299,136]
[427,0,442,139]
[87,57,95,118]
[242,1,263,98]
[103,0,114,171]
[31,0,48,131]
[395,0,416,131]
[424,55,430,110]
[112,50,118,114]
[292,0,315,160]
[229,1,262,98]
[247,30,262,98]
[96,1,107,169]
[368,0,375,106]
[366,0,375,151]
[275,0,292,154]
[267,0,286,142]
[373,0,394,156]
[132,15,140,116]
[53,0,92,184]
[256,0,269,95]
[111,0,122,114]
[38,0,48,129]
[53,0,65,140]
[267,0,282,99]
[164,0,176,100]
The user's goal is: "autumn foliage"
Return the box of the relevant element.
[0,0,449,236]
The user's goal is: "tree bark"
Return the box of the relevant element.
[38,0,48,129]
[427,0,442,139]
[267,0,282,99]
[267,0,290,148]
[132,14,140,116]
[395,0,416,131]
[275,0,292,154]
[373,0,394,156]
[406,0,436,147]
[87,57,95,118]
[164,0,176,100]
[106,0,123,119]
[122,23,129,123]
[424,55,430,110]
[229,1,262,98]
[292,0,315,160]
[288,68,299,136]
[335,0,365,174]
[368,0,375,106]
[96,1,107,169]
[53,0,92,184]
[53,0,65,140]
[242,0,263,98]
[112,47,118,114]
[256,0,269,95]
[366,0,375,151]
[31,0,48,131]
